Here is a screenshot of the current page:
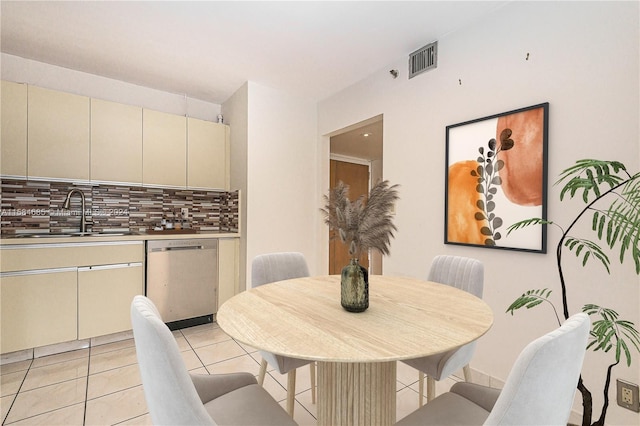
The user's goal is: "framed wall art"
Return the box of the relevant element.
[445,103,549,253]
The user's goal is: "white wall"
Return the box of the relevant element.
[222,82,249,289]
[1,53,221,120]
[318,2,639,424]
[225,82,319,286]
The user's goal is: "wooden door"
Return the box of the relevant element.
[329,160,370,274]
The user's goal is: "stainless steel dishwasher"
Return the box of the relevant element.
[146,239,218,330]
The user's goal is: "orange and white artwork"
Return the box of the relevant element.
[445,103,548,252]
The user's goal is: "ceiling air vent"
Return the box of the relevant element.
[409,41,438,79]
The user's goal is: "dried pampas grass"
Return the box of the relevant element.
[321,180,399,257]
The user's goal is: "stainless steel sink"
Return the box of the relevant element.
[69,232,130,237]
[13,231,136,238]
[14,233,74,238]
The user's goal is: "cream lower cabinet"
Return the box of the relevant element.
[78,262,143,339]
[0,268,78,354]
[218,238,239,307]
[0,241,144,354]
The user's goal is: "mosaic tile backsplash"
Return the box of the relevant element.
[0,178,239,235]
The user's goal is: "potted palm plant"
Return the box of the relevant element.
[321,180,399,312]
[507,159,640,425]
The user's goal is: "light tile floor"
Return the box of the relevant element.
[1,322,461,425]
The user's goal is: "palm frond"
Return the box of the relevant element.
[506,288,559,322]
[583,304,640,366]
[506,218,554,236]
[556,159,628,202]
[564,236,611,272]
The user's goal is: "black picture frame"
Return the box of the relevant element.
[445,103,549,253]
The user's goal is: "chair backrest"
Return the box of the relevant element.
[484,313,590,425]
[131,295,215,425]
[252,252,310,288]
[426,255,484,378]
[428,255,484,298]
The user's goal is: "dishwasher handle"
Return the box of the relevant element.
[149,245,205,252]
[146,239,218,254]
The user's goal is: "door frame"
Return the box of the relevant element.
[329,154,383,275]
[322,115,384,276]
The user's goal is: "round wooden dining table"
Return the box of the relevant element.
[217,275,493,426]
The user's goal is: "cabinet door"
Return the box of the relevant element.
[218,238,239,307]
[1,269,78,354]
[187,118,229,189]
[91,98,143,184]
[28,86,90,180]
[78,263,144,339]
[143,109,186,187]
[1,81,28,177]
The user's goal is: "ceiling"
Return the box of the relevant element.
[330,117,383,161]
[1,1,510,105]
[1,1,509,162]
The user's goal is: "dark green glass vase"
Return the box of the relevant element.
[340,258,369,312]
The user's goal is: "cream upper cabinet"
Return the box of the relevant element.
[1,81,28,177]
[143,109,186,187]
[91,98,143,184]
[187,118,230,190]
[28,85,90,180]
[2,83,231,188]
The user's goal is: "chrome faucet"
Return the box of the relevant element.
[62,189,90,232]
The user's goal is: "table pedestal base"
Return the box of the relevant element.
[317,361,396,426]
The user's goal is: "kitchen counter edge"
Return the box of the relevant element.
[0,232,240,246]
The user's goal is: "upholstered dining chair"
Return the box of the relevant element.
[252,252,316,416]
[130,295,296,426]
[396,312,590,425]
[402,255,484,405]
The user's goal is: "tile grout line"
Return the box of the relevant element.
[4,327,430,425]
[82,344,92,426]
[178,330,210,374]
[1,358,33,425]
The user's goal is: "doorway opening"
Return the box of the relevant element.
[328,115,383,274]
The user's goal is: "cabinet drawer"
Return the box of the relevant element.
[1,241,144,272]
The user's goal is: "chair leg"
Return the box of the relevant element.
[418,371,425,407]
[463,364,472,382]
[287,369,296,416]
[310,362,316,404]
[426,376,436,402]
[258,358,268,386]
